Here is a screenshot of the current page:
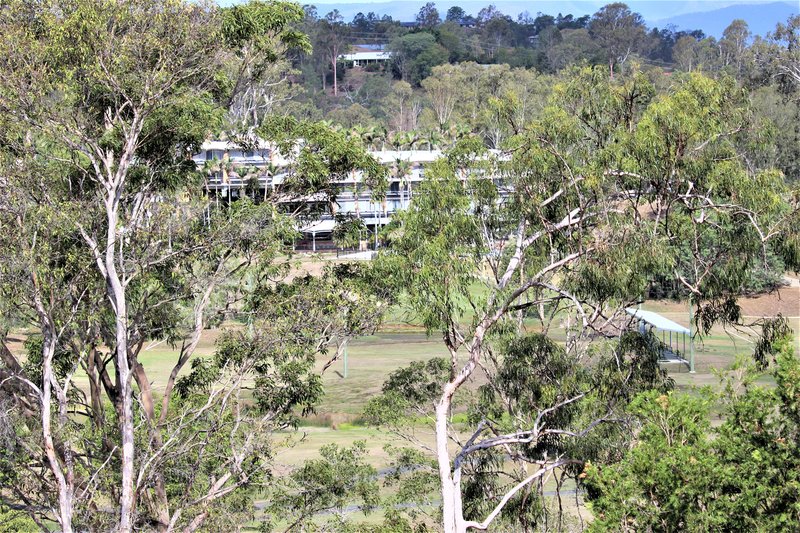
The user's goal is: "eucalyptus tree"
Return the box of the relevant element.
[388,33,449,86]
[315,10,350,96]
[589,3,647,77]
[774,15,800,90]
[445,6,467,24]
[421,64,462,132]
[750,85,800,184]
[383,81,423,132]
[421,62,551,143]
[222,1,309,131]
[415,2,441,29]
[673,35,703,72]
[760,15,800,94]
[0,2,229,527]
[544,28,603,71]
[368,67,799,532]
[719,19,751,75]
[0,153,102,533]
[585,323,800,531]
[265,441,380,530]
[476,67,551,148]
[0,0,386,531]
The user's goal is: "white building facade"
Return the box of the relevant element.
[194,141,442,250]
[193,140,501,250]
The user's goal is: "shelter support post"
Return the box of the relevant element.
[343,340,348,379]
[689,299,695,373]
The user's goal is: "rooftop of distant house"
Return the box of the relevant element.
[339,49,391,62]
[351,44,385,52]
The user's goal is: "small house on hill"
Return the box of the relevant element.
[339,50,391,67]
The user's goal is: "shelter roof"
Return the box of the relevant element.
[625,308,690,335]
[300,219,337,233]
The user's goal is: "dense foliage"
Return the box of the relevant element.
[585,326,800,531]
[0,0,385,531]
[364,63,799,531]
[282,7,800,187]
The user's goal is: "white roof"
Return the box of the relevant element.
[625,308,690,335]
[195,144,505,169]
[372,149,507,164]
[199,138,272,151]
[300,219,336,233]
[371,150,444,164]
[340,52,391,61]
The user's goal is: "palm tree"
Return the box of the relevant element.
[425,129,445,150]
[260,162,279,201]
[447,123,472,145]
[370,125,387,151]
[202,158,221,179]
[350,124,371,146]
[221,154,234,184]
[405,131,421,150]
[393,157,413,210]
[415,130,430,150]
[386,131,401,151]
[391,131,418,151]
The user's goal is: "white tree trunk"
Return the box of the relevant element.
[30,266,76,532]
[40,330,75,533]
[331,53,338,97]
[433,327,493,532]
[103,195,136,533]
[436,397,459,533]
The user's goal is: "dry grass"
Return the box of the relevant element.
[7,255,800,527]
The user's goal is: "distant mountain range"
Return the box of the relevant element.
[655,2,797,37]
[301,0,798,38]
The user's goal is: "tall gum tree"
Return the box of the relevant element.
[315,10,349,97]
[0,1,387,531]
[588,3,646,77]
[371,67,800,532]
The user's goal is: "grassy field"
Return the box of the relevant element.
[6,253,799,528]
[275,317,800,461]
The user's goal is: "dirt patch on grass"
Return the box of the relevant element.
[283,253,347,282]
[738,284,799,318]
[644,281,800,320]
[5,334,28,359]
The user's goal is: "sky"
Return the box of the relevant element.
[217,0,798,37]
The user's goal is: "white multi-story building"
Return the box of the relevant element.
[193,140,450,250]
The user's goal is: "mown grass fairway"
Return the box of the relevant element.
[5,260,798,527]
[314,332,451,417]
